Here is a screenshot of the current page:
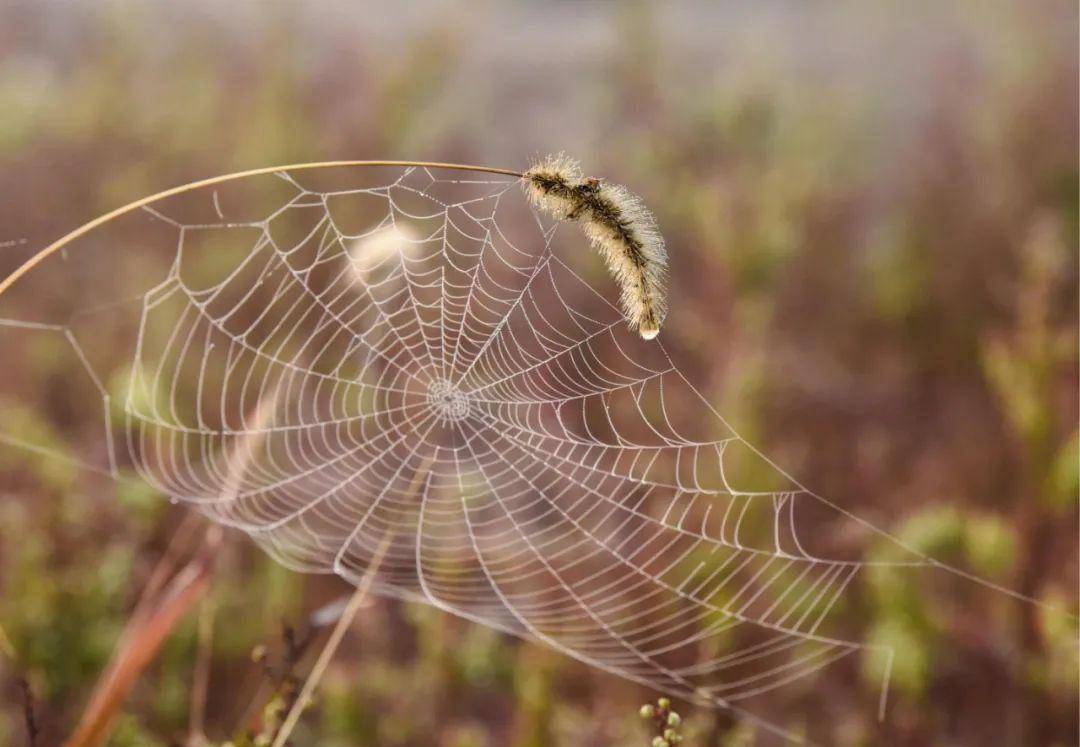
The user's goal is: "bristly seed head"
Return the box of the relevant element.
[522,153,668,340]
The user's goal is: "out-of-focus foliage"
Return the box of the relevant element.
[0,0,1076,745]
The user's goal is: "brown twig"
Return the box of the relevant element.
[233,621,315,742]
[19,677,39,747]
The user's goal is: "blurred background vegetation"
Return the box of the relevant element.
[0,0,1076,745]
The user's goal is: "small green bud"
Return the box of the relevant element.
[640,704,656,719]
[657,697,671,710]
[666,711,681,727]
[664,729,682,743]
[652,738,670,747]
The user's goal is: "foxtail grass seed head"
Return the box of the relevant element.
[523,154,668,340]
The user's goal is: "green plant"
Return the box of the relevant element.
[639,697,683,746]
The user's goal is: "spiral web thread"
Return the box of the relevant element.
[0,164,963,739]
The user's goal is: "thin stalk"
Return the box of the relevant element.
[271,455,433,746]
[0,161,523,300]
[269,532,394,747]
[187,527,223,746]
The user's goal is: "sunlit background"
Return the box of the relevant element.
[0,1,1077,745]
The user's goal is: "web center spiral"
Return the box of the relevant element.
[427,378,470,423]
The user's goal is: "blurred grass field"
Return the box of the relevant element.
[0,1,1076,745]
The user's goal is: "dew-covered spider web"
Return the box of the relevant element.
[0,163,1033,740]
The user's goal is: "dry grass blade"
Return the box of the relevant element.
[186,538,221,747]
[63,512,204,746]
[64,557,213,747]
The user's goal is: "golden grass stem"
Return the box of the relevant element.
[271,456,432,746]
[0,161,523,301]
[269,532,394,747]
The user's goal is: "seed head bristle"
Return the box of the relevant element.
[522,154,668,340]
[521,153,585,219]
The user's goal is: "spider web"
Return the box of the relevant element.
[1,164,963,739]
